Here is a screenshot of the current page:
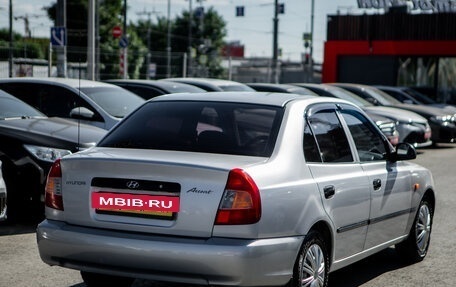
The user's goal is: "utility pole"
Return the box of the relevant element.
[87,0,95,80]
[166,0,171,78]
[123,0,128,79]
[187,0,193,77]
[271,0,279,83]
[56,0,67,78]
[309,0,315,82]
[8,0,13,78]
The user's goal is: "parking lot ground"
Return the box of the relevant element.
[1,144,455,287]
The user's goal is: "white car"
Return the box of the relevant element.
[37,92,435,287]
[0,78,145,130]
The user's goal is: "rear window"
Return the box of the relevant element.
[99,101,283,157]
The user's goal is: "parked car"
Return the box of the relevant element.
[161,77,255,92]
[105,79,206,100]
[374,85,456,114]
[249,82,399,145]
[0,160,6,221]
[293,83,432,147]
[37,92,435,287]
[247,83,319,96]
[0,78,145,130]
[0,89,107,220]
[333,83,456,144]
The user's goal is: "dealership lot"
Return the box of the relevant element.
[1,144,455,287]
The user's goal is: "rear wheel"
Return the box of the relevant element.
[80,271,135,287]
[287,230,329,287]
[395,199,433,262]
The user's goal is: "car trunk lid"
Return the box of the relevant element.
[59,148,266,238]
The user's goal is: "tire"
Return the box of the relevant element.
[80,271,135,287]
[395,199,433,263]
[287,230,329,287]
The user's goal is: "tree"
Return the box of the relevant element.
[131,6,227,79]
[0,29,46,60]
[172,7,227,78]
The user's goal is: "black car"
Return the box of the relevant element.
[105,79,206,100]
[374,85,456,114]
[333,83,456,145]
[0,90,107,220]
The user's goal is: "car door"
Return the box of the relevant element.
[304,104,371,261]
[339,105,413,249]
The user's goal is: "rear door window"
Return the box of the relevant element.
[306,107,353,163]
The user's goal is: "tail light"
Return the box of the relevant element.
[215,168,261,225]
[45,159,64,211]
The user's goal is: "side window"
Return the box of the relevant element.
[303,124,322,162]
[36,84,103,122]
[307,110,353,163]
[341,110,387,162]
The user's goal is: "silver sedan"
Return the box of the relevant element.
[37,92,435,287]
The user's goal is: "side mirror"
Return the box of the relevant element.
[70,107,95,120]
[390,142,416,162]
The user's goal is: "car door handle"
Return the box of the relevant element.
[373,179,382,191]
[323,185,335,199]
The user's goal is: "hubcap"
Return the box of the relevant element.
[415,204,431,254]
[300,243,326,287]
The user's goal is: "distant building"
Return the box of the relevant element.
[221,41,245,58]
[323,11,456,104]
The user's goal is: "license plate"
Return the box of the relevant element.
[92,192,179,218]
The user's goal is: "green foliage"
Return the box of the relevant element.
[0,29,48,60]
[39,2,228,79]
[131,6,227,78]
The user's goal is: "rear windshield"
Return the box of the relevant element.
[99,101,283,157]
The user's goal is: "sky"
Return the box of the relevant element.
[0,0,379,63]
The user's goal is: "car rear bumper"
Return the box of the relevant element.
[37,219,303,286]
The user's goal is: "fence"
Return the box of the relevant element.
[0,45,211,80]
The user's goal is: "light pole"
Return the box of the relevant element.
[187,0,193,77]
[9,0,13,78]
[166,0,171,78]
[271,0,279,83]
[123,0,128,79]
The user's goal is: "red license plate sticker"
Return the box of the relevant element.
[92,192,180,213]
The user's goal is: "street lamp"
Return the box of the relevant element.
[166,0,171,78]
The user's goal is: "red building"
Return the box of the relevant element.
[322,12,456,103]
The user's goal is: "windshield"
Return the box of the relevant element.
[365,88,403,105]
[99,101,283,157]
[330,88,373,107]
[0,93,45,119]
[80,87,145,118]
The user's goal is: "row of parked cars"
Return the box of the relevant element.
[0,77,454,223]
[0,76,441,286]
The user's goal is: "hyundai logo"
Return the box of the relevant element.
[126,181,140,189]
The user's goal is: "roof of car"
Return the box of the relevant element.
[105,79,206,92]
[162,77,255,91]
[149,91,347,107]
[0,77,119,89]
